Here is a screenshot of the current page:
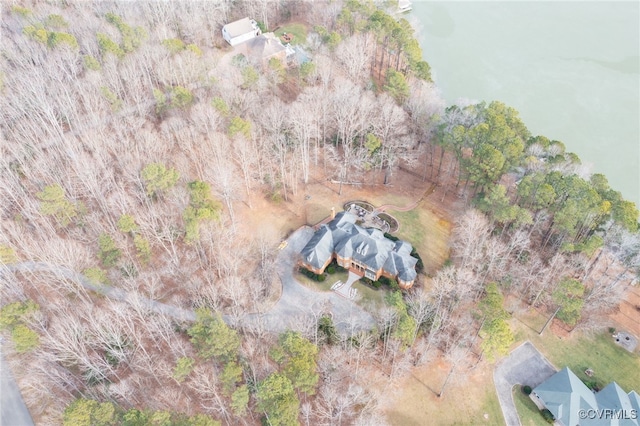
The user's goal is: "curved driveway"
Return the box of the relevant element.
[1,227,375,332]
[3,261,196,322]
[239,226,375,333]
[1,227,375,422]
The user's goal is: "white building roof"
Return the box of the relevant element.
[223,18,258,38]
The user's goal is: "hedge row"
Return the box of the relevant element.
[300,267,326,282]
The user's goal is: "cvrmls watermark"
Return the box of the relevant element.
[578,409,638,420]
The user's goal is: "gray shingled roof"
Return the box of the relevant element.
[534,367,639,426]
[630,391,640,414]
[300,226,333,270]
[596,383,639,426]
[533,367,597,426]
[300,212,418,282]
[245,33,286,60]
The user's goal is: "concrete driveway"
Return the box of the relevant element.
[494,341,556,426]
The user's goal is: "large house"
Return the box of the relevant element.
[299,211,418,289]
[239,32,288,68]
[222,17,261,46]
[532,367,640,425]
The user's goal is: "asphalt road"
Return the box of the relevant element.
[1,345,34,426]
[493,341,557,426]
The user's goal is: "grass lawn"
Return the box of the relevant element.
[296,270,389,311]
[392,206,451,274]
[303,202,331,226]
[385,365,504,425]
[274,23,308,45]
[514,311,640,392]
[295,271,347,292]
[369,193,413,208]
[513,387,547,426]
[352,281,388,310]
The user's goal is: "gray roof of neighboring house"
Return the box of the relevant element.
[596,383,639,426]
[223,18,258,38]
[300,211,418,282]
[534,367,639,426]
[533,367,597,426]
[629,391,640,414]
[245,33,286,61]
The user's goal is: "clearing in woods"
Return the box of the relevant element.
[237,164,458,279]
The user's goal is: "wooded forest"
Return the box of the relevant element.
[1,1,638,425]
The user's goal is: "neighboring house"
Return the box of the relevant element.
[532,367,639,425]
[299,211,418,289]
[222,17,261,46]
[397,0,412,13]
[239,32,287,68]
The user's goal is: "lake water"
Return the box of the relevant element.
[410,1,640,206]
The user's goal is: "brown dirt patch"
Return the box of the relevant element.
[549,318,571,339]
[609,283,640,337]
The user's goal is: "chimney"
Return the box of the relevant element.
[330,207,336,219]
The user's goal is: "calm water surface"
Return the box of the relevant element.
[411,1,640,205]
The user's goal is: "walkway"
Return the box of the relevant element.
[332,271,361,300]
[493,342,557,426]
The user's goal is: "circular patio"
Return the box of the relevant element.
[343,201,399,233]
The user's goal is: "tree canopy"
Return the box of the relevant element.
[187,308,240,362]
[552,277,585,326]
[478,283,514,361]
[270,330,319,395]
[141,163,179,197]
[256,373,300,426]
[37,184,80,226]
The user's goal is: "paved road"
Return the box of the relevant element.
[1,345,35,426]
[494,341,557,426]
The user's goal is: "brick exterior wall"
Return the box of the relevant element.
[300,253,415,288]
